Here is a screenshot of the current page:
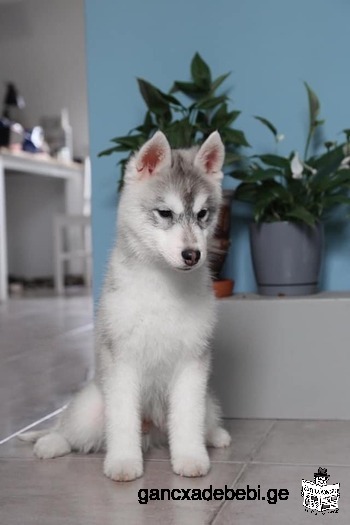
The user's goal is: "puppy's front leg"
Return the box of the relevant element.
[169,357,210,477]
[103,361,142,481]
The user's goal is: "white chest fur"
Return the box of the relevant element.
[97,249,217,367]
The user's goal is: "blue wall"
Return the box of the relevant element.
[85,0,350,302]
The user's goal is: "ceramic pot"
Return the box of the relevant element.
[249,221,324,296]
[213,279,234,298]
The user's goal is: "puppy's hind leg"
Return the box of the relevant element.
[205,394,231,448]
[33,381,104,459]
[33,432,71,459]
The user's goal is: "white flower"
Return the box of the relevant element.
[291,152,304,179]
[339,156,350,170]
[276,133,285,143]
[343,143,350,156]
[303,163,317,176]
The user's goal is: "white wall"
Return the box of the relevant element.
[0,0,89,278]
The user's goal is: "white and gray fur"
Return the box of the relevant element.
[19,131,231,481]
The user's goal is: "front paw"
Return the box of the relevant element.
[172,449,210,477]
[103,453,143,482]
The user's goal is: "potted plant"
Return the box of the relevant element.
[234,83,350,296]
[99,53,250,296]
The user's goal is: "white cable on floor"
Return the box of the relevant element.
[0,405,67,445]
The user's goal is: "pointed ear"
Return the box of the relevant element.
[134,131,171,179]
[194,131,225,180]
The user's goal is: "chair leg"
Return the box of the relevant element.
[83,224,92,289]
[54,257,65,295]
[53,219,64,295]
[84,256,92,289]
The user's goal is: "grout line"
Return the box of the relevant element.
[210,421,277,524]
[144,457,247,464]
[228,462,249,489]
[0,406,67,445]
[145,456,350,468]
[247,420,276,462]
[210,463,248,525]
[249,460,350,468]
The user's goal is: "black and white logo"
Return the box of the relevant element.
[301,467,340,514]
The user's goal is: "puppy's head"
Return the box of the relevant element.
[118,131,224,271]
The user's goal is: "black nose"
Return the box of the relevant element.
[181,249,201,266]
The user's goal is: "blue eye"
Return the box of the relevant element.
[157,209,173,219]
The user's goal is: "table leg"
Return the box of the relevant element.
[0,158,8,302]
[64,172,84,275]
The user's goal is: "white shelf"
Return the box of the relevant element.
[212,292,350,419]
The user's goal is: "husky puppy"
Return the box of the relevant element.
[20,131,231,481]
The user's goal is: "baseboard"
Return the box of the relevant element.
[9,274,86,289]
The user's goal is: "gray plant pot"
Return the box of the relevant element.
[249,221,324,296]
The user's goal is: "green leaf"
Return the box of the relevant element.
[223,110,241,128]
[117,157,130,191]
[322,193,350,208]
[137,78,171,118]
[254,116,278,138]
[304,82,320,127]
[110,144,134,152]
[257,154,290,169]
[164,118,195,149]
[210,72,231,93]
[161,92,184,107]
[319,169,350,192]
[253,189,283,222]
[211,104,240,129]
[252,181,291,222]
[224,152,242,165]
[211,103,227,126]
[111,134,145,149]
[222,128,250,147]
[195,110,210,132]
[285,206,316,226]
[303,82,322,159]
[191,52,211,88]
[98,145,123,157]
[134,111,156,135]
[232,170,248,181]
[260,180,292,201]
[245,168,280,182]
[311,144,345,190]
[196,95,228,110]
[234,182,257,202]
[170,81,205,99]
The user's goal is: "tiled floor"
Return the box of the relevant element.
[0,293,348,523]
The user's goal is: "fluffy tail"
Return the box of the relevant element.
[18,381,104,458]
[17,429,51,443]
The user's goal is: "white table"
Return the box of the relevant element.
[0,149,84,301]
